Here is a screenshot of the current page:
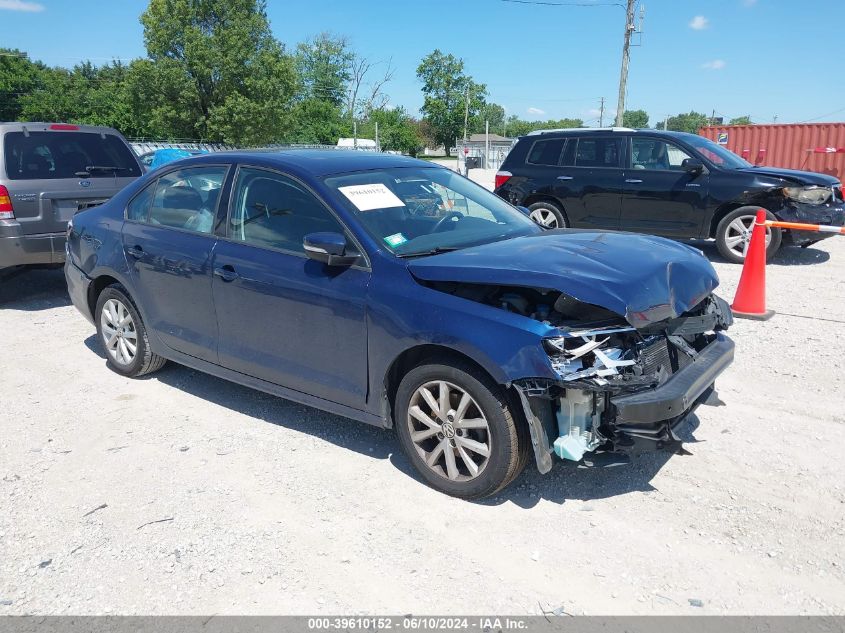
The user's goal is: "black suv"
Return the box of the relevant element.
[495,128,845,263]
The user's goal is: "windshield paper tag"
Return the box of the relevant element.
[384,233,408,248]
[339,184,405,212]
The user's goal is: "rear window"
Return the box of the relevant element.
[527,139,566,166]
[3,131,142,180]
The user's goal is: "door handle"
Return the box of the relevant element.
[214,265,239,282]
[556,176,574,181]
[126,245,144,259]
[625,179,644,184]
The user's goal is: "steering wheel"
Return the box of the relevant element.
[432,211,464,233]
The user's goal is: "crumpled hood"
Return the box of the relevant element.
[735,166,840,186]
[408,230,720,328]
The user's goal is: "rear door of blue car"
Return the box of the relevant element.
[210,164,370,410]
[121,164,228,363]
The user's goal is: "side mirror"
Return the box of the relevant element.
[516,205,531,217]
[682,158,705,175]
[303,232,359,267]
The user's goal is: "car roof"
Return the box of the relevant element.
[170,149,438,178]
[0,122,125,135]
[522,128,695,140]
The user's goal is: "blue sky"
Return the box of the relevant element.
[3,0,845,127]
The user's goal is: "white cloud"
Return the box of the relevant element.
[527,107,545,116]
[689,15,709,30]
[702,59,726,70]
[0,0,45,11]
[743,0,757,6]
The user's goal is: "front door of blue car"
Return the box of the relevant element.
[121,165,228,363]
[211,166,370,410]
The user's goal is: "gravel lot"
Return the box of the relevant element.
[1,238,844,616]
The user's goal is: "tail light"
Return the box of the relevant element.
[0,185,14,220]
[494,171,512,189]
[49,124,79,131]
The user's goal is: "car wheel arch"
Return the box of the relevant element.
[87,273,150,329]
[88,274,123,318]
[708,203,749,238]
[381,344,509,428]
[522,195,568,219]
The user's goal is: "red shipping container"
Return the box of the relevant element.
[699,123,845,182]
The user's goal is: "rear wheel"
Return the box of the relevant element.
[715,206,782,264]
[528,201,567,229]
[394,361,528,499]
[95,285,166,377]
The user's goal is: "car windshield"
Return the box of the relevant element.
[681,133,752,169]
[323,167,541,257]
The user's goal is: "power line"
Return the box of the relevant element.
[797,106,845,124]
[499,0,623,6]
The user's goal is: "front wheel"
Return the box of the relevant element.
[715,207,782,264]
[394,360,528,499]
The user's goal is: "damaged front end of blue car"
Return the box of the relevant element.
[511,293,734,474]
[410,230,735,474]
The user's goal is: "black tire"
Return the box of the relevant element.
[94,284,166,378]
[527,201,567,229]
[715,206,782,264]
[394,360,528,499]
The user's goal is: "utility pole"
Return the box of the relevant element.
[614,0,636,127]
[599,97,606,127]
[463,85,471,142]
[375,121,379,152]
[485,120,490,169]
[353,120,358,150]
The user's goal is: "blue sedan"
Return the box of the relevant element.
[65,150,734,498]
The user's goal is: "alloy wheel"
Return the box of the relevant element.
[100,298,138,366]
[529,208,559,228]
[407,380,491,482]
[724,214,772,259]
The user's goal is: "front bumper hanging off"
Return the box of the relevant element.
[514,333,735,474]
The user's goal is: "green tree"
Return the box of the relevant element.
[661,111,710,134]
[504,115,582,137]
[287,98,348,144]
[139,0,297,144]
[416,50,486,149]
[18,61,135,133]
[472,102,505,135]
[729,115,753,125]
[622,109,649,128]
[295,32,353,107]
[359,107,422,155]
[0,49,47,121]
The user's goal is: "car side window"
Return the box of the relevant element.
[229,167,345,253]
[574,137,623,168]
[126,181,156,222]
[147,166,227,234]
[631,138,692,171]
[527,139,565,166]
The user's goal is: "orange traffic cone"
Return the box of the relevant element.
[731,208,774,320]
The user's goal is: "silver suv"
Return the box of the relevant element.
[0,122,142,271]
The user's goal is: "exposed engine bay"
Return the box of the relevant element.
[424,280,735,471]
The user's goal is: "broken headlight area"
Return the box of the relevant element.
[515,294,734,471]
[545,294,732,390]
